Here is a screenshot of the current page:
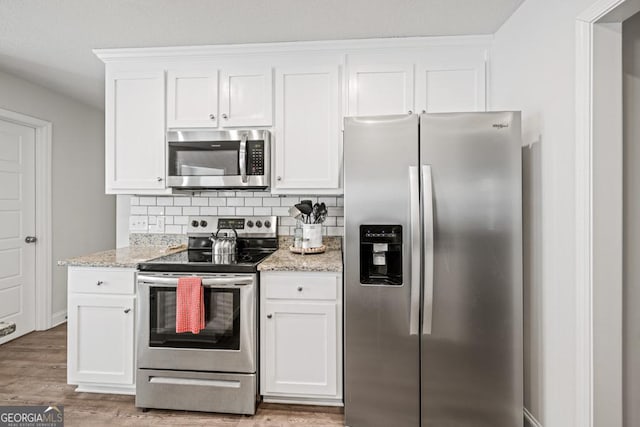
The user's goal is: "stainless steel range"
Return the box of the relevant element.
[135,216,277,415]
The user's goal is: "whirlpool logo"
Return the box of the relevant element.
[0,405,63,426]
[492,123,510,129]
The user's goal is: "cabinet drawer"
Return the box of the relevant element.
[263,273,338,301]
[68,268,136,295]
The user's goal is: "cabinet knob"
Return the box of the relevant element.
[267,314,273,319]
[276,176,282,181]
[297,286,303,292]
[156,177,163,182]
[421,110,426,114]
[209,113,216,120]
[124,308,131,314]
[96,281,103,286]
[408,110,413,115]
[222,113,228,119]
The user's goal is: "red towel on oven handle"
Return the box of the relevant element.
[176,276,205,334]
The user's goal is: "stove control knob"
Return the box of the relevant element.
[191,220,199,227]
[200,220,208,227]
[246,220,254,228]
[255,220,263,228]
[264,220,271,228]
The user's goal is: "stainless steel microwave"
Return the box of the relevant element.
[167,130,270,190]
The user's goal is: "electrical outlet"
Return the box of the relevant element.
[129,216,148,232]
[148,216,165,233]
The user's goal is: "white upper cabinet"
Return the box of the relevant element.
[105,70,168,194]
[347,62,414,116]
[167,65,272,129]
[167,68,219,128]
[415,58,486,113]
[273,60,342,194]
[219,67,273,127]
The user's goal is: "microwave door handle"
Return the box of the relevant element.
[239,133,248,183]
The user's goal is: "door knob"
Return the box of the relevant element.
[267,314,273,319]
[25,236,37,243]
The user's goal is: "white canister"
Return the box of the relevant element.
[302,224,323,249]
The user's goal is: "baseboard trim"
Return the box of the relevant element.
[524,407,542,427]
[51,310,67,328]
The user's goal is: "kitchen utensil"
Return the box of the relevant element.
[314,202,327,224]
[312,203,321,224]
[288,205,303,220]
[295,202,313,223]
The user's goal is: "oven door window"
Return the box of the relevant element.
[168,141,239,176]
[149,287,241,350]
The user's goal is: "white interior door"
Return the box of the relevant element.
[0,119,36,344]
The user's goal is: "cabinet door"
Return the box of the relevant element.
[263,301,337,396]
[273,64,341,192]
[219,67,272,127]
[105,70,166,193]
[347,62,414,116]
[167,69,219,128]
[67,294,135,385]
[415,60,486,113]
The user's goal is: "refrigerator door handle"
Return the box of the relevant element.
[409,166,420,336]
[422,165,434,335]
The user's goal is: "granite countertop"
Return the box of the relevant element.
[258,236,343,272]
[57,245,187,269]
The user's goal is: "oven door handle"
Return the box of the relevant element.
[137,275,253,287]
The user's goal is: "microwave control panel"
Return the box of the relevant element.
[247,141,264,175]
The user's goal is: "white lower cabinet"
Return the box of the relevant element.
[260,271,343,406]
[67,267,136,395]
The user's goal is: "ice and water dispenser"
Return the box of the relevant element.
[359,225,403,286]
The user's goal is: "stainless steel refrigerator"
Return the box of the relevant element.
[343,112,523,427]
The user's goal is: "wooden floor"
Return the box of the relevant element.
[0,325,344,426]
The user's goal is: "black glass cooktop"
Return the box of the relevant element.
[139,249,274,273]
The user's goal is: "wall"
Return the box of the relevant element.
[126,193,343,238]
[489,0,595,425]
[0,69,115,321]
[623,12,640,427]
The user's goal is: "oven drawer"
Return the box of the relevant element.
[136,369,257,415]
[68,267,135,295]
[262,272,338,301]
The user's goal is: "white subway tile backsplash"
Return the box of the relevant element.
[174,216,188,225]
[218,207,235,215]
[165,206,182,216]
[263,198,281,207]
[272,207,290,216]
[200,207,218,215]
[236,207,254,216]
[191,197,209,206]
[130,206,148,215]
[139,196,156,206]
[156,197,174,206]
[244,198,262,207]
[127,195,343,237]
[148,206,165,215]
[165,225,182,234]
[227,198,245,207]
[182,206,200,216]
[253,207,272,216]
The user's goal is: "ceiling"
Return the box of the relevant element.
[0,0,524,109]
